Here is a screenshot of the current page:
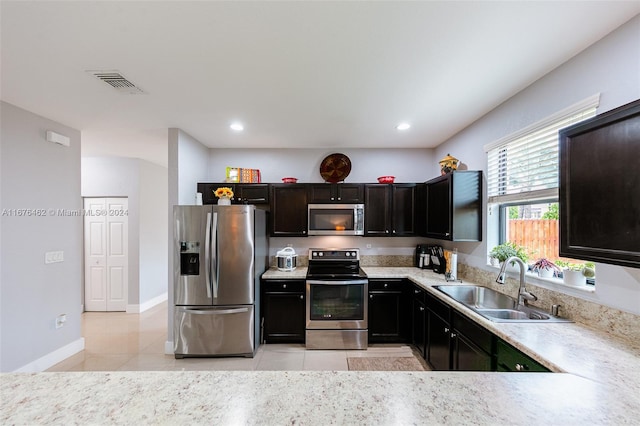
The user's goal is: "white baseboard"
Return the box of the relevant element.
[126,292,168,314]
[165,340,174,355]
[14,337,85,373]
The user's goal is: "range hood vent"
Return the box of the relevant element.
[86,70,145,94]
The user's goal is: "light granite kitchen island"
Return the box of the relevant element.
[3,266,639,424]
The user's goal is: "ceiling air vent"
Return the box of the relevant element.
[86,70,146,94]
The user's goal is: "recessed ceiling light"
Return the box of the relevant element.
[230,122,244,132]
[396,122,411,131]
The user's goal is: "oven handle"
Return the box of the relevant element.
[306,279,368,285]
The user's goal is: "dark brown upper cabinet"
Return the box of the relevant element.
[307,183,363,203]
[422,171,482,241]
[559,99,640,268]
[270,184,308,237]
[197,183,269,205]
[364,184,416,236]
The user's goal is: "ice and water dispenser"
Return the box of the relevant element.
[180,241,200,275]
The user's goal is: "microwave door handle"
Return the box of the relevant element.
[205,212,212,299]
[211,211,219,299]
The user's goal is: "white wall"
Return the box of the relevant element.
[207,148,435,183]
[0,102,84,372]
[82,156,168,310]
[176,129,209,205]
[139,160,169,305]
[434,15,640,314]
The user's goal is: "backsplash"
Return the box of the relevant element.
[458,263,640,344]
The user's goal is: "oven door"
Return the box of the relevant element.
[306,279,368,329]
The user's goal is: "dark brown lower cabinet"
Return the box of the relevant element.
[495,338,549,372]
[261,280,305,343]
[368,279,410,343]
[411,285,427,358]
[425,292,493,371]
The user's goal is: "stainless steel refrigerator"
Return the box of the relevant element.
[173,205,267,358]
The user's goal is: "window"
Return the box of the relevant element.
[485,95,599,283]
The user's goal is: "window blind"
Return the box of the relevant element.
[485,94,599,204]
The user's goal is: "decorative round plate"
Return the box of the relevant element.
[320,153,352,183]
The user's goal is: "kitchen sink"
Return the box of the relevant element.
[434,285,517,310]
[433,285,572,323]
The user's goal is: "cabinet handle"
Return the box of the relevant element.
[385,230,389,233]
[444,327,450,333]
[414,290,420,294]
[283,284,287,289]
[515,363,527,371]
[337,197,342,201]
[370,294,374,299]
[384,283,388,288]
[419,306,424,311]
[392,230,396,234]
[299,295,304,300]
[451,333,457,338]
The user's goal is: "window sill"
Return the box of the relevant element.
[486,263,596,294]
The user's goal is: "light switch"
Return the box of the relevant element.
[45,251,64,264]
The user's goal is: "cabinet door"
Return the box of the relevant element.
[427,310,451,370]
[425,176,452,239]
[236,184,270,204]
[453,333,493,371]
[368,280,409,343]
[338,184,364,203]
[261,281,305,343]
[270,184,308,236]
[364,184,390,235]
[412,297,426,358]
[391,184,416,236]
[307,184,335,203]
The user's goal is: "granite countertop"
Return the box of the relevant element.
[2,267,639,425]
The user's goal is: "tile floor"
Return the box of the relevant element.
[47,301,428,372]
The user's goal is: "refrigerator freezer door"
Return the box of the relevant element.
[174,206,212,306]
[212,205,255,305]
[174,305,255,357]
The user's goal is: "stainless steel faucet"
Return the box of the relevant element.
[496,256,538,306]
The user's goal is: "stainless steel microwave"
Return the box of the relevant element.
[307,204,365,236]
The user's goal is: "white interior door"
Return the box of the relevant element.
[84,197,128,311]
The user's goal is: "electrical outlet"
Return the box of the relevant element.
[55,314,67,329]
[45,251,64,264]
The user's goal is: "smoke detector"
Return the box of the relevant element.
[86,70,145,94]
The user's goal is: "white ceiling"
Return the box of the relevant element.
[2,1,639,167]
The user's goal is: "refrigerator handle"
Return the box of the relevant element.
[182,307,249,315]
[205,212,212,299]
[211,211,219,299]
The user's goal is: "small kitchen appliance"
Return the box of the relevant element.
[276,247,297,272]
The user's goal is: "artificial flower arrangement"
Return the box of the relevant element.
[214,187,234,199]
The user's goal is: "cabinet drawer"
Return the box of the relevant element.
[369,279,405,292]
[452,311,493,355]
[262,280,305,293]
[495,339,549,372]
[411,285,426,303]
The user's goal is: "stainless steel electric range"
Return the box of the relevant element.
[305,248,368,350]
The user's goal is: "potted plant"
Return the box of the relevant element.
[531,258,561,278]
[556,261,595,286]
[489,242,528,266]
